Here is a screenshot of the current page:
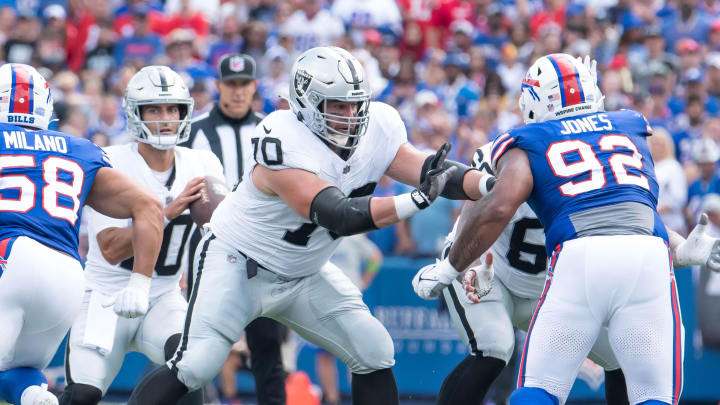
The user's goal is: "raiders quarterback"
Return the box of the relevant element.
[59,66,222,405]
[127,46,494,405]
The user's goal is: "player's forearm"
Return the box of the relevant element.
[462,169,496,200]
[448,195,513,271]
[97,226,134,265]
[130,198,164,278]
[370,196,401,228]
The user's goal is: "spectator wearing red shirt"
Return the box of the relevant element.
[113,0,165,38]
[529,0,566,38]
[428,0,472,49]
[152,0,209,38]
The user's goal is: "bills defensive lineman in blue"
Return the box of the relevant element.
[413,54,707,405]
[0,64,164,405]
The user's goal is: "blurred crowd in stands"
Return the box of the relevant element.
[5,0,720,257]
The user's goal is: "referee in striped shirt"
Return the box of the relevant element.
[182,53,287,405]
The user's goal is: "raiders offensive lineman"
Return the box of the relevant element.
[127,46,495,405]
[59,66,222,405]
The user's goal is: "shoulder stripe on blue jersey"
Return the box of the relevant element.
[547,54,585,107]
[491,136,515,169]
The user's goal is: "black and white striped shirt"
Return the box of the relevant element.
[182,105,263,188]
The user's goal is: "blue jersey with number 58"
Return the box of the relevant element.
[490,110,667,255]
[0,123,112,260]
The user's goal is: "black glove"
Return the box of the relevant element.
[417,142,457,205]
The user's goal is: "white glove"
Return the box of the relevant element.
[577,55,598,84]
[103,272,151,318]
[675,213,720,271]
[412,258,461,300]
[462,253,494,303]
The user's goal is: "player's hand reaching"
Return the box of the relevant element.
[416,142,457,207]
[577,55,598,85]
[164,176,205,221]
[103,272,151,318]
[462,253,494,303]
[412,257,461,300]
[675,213,720,271]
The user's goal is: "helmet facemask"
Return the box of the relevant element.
[289,47,372,158]
[312,96,370,150]
[128,100,193,150]
[124,66,194,150]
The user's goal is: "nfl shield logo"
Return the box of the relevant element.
[229,56,245,72]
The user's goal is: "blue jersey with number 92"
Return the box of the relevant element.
[490,109,666,255]
[0,123,111,260]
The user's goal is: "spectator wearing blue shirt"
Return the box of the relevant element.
[687,138,720,224]
[440,53,479,121]
[659,0,713,51]
[114,6,164,67]
[668,67,720,116]
[672,95,707,163]
[165,29,214,85]
[206,11,243,72]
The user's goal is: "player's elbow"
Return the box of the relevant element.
[100,244,124,266]
[493,201,517,223]
[133,193,164,230]
[310,187,378,237]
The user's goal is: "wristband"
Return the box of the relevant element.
[436,258,461,284]
[478,173,496,196]
[393,190,429,220]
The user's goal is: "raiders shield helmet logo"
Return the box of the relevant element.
[294,70,312,97]
[229,56,245,72]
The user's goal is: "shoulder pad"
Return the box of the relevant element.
[253,110,323,173]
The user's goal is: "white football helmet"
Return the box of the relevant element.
[519,53,604,125]
[123,66,194,150]
[289,46,371,153]
[0,63,53,130]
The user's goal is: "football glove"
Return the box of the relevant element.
[412,258,461,300]
[103,272,151,318]
[462,253,494,303]
[675,213,720,271]
[418,142,457,204]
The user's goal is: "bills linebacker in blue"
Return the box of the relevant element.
[414,54,684,405]
[0,64,164,405]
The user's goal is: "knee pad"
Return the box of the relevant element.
[0,367,48,405]
[164,333,182,362]
[510,387,559,405]
[59,383,102,405]
[349,331,395,374]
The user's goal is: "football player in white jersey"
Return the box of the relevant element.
[428,143,720,405]
[127,46,496,405]
[59,66,223,405]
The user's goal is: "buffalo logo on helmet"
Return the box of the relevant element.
[294,70,312,97]
[229,56,245,72]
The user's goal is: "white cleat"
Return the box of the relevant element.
[20,384,58,405]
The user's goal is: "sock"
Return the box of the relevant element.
[436,354,506,405]
[604,369,629,405]
[0,368,48,405]
[351,368,398,405]
[127,366,188,405]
